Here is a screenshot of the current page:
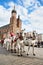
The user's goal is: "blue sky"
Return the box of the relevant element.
[0,0,43,33]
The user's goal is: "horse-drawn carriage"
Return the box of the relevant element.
[3,31,38,56]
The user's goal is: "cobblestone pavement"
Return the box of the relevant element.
[0,46,43,65]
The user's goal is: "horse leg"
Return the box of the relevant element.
[20,45,23,56]
[18,49,20,56]
[6,42,8,51]
[22,44,25,53]
[6,42,9,51]
[9,43,11,50]
[27,45,30,56]
[12,43,16,53]
[32,44,35,56]
[13,42,16,53]
[16,42,20,56]
[12,43,14,52]
[18,45,23,57]
[10,43,13,53]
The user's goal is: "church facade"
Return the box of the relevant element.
[0,6,22,39]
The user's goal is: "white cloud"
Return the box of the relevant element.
[0,5,11,26]
[0,0,43,34]
[29,6,43,33]
[16,5,28,20]
[0,2,17,27]
[18,0,41,8]
[8,1,14,7]
[22,23,33,32]
[8,2,29,20]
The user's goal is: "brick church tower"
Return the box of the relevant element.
[10,6,22,34]
[0,6,22,39]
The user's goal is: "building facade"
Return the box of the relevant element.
[0,6,22,39]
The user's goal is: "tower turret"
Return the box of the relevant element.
[17,15,20,27]
[11,6,17,14]
[11,6,17,18]
[10,6,22,34]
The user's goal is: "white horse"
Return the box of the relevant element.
[23,37,38,55]
[3,37,11,51]
[16,32,38,56]
[16,39,24,56]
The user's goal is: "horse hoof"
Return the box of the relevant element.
[14,49,16,53]
[14,51,16,53]
[18,55,20,56]
[21,54,22,56]
[27,54,29,56]
[10,49,13,53]
[23,51,25,53]
[11,51,13,53]
[33,53,35,56]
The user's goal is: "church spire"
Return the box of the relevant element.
[11,6,17,14]
[18,15,20,20]
[14,6,15,10]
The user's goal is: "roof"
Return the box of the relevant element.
[0,24,10,30]
[12,10,17,13]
